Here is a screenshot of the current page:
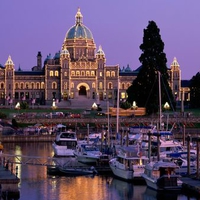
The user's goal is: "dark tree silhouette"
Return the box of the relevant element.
[127,21,175,115]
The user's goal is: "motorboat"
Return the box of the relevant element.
[142,160,182,191]
[109,146,148,181]
[52,130,77,157]
[73,143,102,164]
[58,165,97,176]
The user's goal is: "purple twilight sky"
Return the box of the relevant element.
[1,0,200,80]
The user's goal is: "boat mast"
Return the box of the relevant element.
[158,71,162,130]
[116,77,120,140]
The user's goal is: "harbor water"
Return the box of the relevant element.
[2,142,199,200]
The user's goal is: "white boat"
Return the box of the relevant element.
[142,160,182,191]
[109,146,148,181]
[52,130,77,157]
[73,143,102,164]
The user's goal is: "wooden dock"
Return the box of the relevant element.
[0,165,20,200]
[181,177,200,196]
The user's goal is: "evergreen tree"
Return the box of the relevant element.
[189,72,200,108]
[127,21,175,115]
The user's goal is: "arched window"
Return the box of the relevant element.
[92,82,95,88]
[108,82,113,89]
[55,71,59,76]
[111,71,115,77]
[76,71,80,76]
[81,71,85,76]
[126,83,130,89]
[36,82,40,89]
[99,82,103,89]
[64,72,67,76]
[15,83,18,89]
[91,71,95,76]
[99,72,103,77]
[86,71,90,76]
[50,71,53,76]
[25,83,29,89]
[71,71,75,76]
[52,82,57,89]
[71,82,74,88]
[20,83,24,89]
[31,83,35,89]
[106,71,110,77]
[41,82,45,89]
[64,82,67,90]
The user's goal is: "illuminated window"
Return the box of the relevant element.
[91,71,95,76]
[64,72,67,76]
[99,82,103,89]
[86,71,90,76]
[25,83,29,89]
[52,82,57,89]
[106,71,110,77]
[55,71,59,76]
[31,83,35,89]
[64,83,67,89]
[15,83,18,89]
[50,71,53,76]
[76,71,80,76]
[122,83,125,89]
[111,71,115,77]
[81,71,85,76]
[36,83,40,89]
[108,82,113,89]
[71,82,74,88]
[100,72,102,77]
[20,83,24,89]
[92,82,95,88]
[71,71,75,76]
[41,82,45,89]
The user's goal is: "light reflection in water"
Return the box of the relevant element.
[2,143,199,200]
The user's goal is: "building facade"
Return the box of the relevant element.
[0,9,188,107]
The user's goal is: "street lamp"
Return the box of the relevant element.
[132,101,137,117]
[164,102,170,130]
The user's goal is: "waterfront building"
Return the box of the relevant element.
[0,8,189,107]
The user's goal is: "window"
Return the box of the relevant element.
[64,82,67,90]
[81,71,85,76]
[71,82,74,88]
[71,71,75,76]
[106,71,110,77]
[111,71,115,77]
[36,82,40,89]
[108,82,113,89]
[50,71,53,76]
[99,82,103,89]
[25,83,29,89]
[100,72,102,77]
[92,82,95,88]
[52,82,57,89]
[41,82,45,89]
[55,71,59,76]
[64,72,67,76]
[1,83,4,89]
[122,83,125,89]
[86,71,90,76]
[91,71,95,76]
[76,71,80,76]
[20,83,24,89]
[31,83,35,89]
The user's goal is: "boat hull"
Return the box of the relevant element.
[52,143,75,157]
[74,153,100,164]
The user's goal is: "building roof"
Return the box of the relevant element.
[181,80,191,88]
[65,8,93,40]
[15,71,45,76]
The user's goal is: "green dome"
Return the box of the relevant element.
[65,8,93,40]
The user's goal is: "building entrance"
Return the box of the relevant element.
[79,85,86,95]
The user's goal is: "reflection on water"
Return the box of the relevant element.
[2,143,199,200]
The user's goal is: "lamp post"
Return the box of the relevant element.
[164,102,170,130]
[132,101,137,117]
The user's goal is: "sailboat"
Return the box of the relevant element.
[142,71,183,191]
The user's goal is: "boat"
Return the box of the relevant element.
[58,165,97,176]
[73,143,102,164]
[109,146,148,182]
[141,160,182,191]
[52,130,77,157]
